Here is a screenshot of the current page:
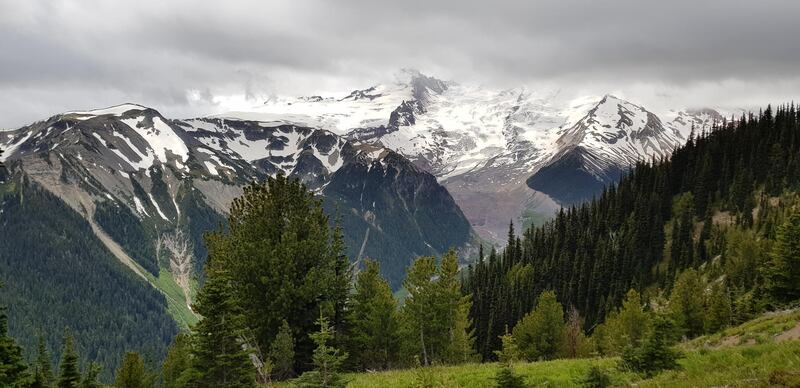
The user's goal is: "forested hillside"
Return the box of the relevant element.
[0,178,178,381]
[465,104,800,360]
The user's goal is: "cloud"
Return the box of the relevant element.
[1,0,798,127]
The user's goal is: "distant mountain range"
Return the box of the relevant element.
[225,69,721,242]
[0,71,729,374]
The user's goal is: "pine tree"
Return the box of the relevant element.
[593,289,651,355]
[114,352,150,388]
[494,327,520,363]
[401,256,440,366]
[620,315,681,377]
[32,333,54,388]
[346,259,400,370]
[445,296,478,364]
[512,291,566,361]
[205,175,349,371]
[161,333,194,388]
[494,364,526,388]
[669,270,705,338]
[0,292,28,387]
[704,281,732,333]
[57,330,80,388]
[78,363,102,388]
[270,320,295,380]
[764,210,800,303]
[295,314,348,388]
[189,263,255,388]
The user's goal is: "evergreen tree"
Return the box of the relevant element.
[161,333,194,388]
[346,259,400,370]
[205,175,349,372]
[494,328,520,363]
[764,210,800,303]
[512,291,566,361]
[445,296,479,364]
[0,291,28,387]
[114,352,150,388]
[593,289,651,355]
[189,263,255,388]
[401,250,468,365]
[295,315,348,388]
[32,333,54,388]
[494,364,527,388]
[57,330,80,388]
[78,363,102,388]
[704,281,732,333]
[669,270,705,338]
[620,315,681,377]
[401,256,441,366]
[270,320,295,380]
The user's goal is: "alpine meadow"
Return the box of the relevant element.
[2,1,800,387]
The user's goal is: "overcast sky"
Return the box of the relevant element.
[1,0,799,128]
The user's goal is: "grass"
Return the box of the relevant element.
[273,310,800,387]
[151,269,199,329]
[684,308,800,349]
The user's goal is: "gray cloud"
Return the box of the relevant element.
[1,0,799,128]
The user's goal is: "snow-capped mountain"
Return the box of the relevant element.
[220,70,719,243]
[0,103,473,288]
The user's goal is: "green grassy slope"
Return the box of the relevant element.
[275,310,800,387]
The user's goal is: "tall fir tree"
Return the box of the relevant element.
[114,352,150,388]
[270,320,295,380]
[161,334,194,388]
[189,262,255,388]
[78,363,102,388]
[346,259,400,370]
[669,269,706,338]
[764,210,800,303]
[512,291,566,361]
[0,288,28,387]
[32,333,54,388]
[205,175,349,372]
[57,330,80,388]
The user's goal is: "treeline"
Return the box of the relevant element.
[465,103,800,360]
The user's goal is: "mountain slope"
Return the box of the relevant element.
[0,103,473,290]
[0,179,177,381]
[225,71,719,243]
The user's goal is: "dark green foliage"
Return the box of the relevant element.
[669,269,706,338]
[114,352,151,388]
[295,315,348,388]
[78,363,102,388]
[161,333,193,388]
[189,264,255,388]
[206,175,350,373]
[0,180,177,380]
[93,200,157,274]
[401,250,473,366]
[32,333,54,388]
[270,320,295,380]
[764,210,800,304]
[495,363,527,388]
[467,104,800,359]
[346,259,400,371]
[512,291,565,361]
[620,315,681,377]
[592,290,651,356]
[577,366,611,388]
[58,331,81,388]
[0,292,28,387]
